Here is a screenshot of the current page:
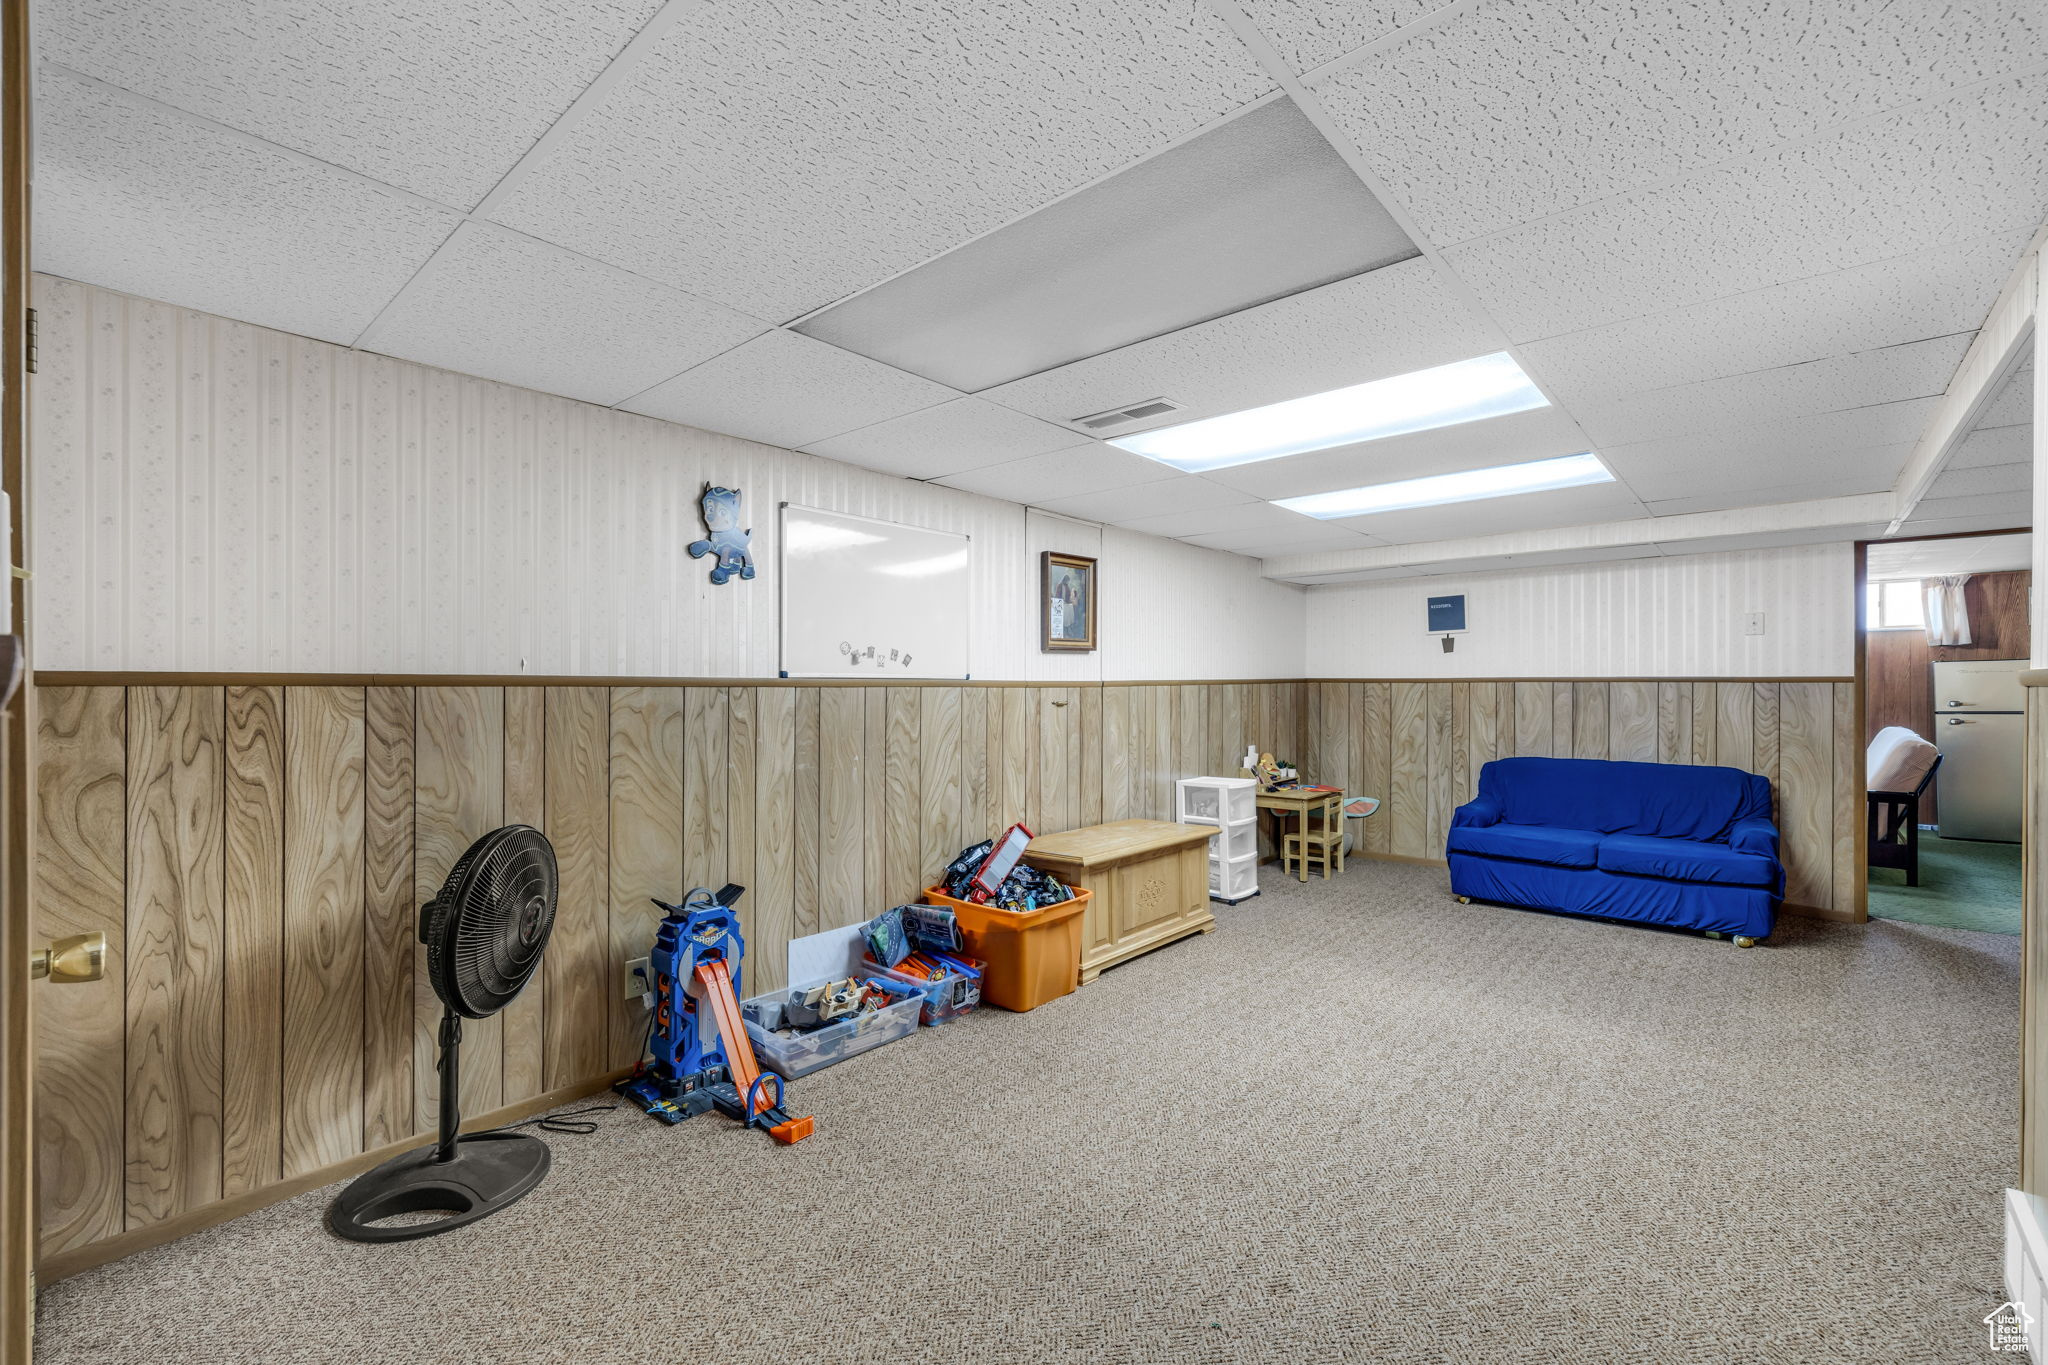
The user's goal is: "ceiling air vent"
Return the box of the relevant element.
[1069,397,1185,434]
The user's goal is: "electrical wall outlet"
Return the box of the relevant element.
[623,956,649,1000]
[1742,612,1766,636]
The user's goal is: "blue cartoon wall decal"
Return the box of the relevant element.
[688,484,756,585]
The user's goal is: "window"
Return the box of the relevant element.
[1866,580,1926,631]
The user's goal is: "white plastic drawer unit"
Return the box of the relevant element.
[1209,849,1258,900]
[1177,776,1256,826]
[1209,820,1256,861]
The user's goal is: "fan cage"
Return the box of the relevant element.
[424,825,558,1019]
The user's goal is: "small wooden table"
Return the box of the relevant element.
[1254,787,1345,866]
[1022,819,1217,984]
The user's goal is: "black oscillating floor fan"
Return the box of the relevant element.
[329,824,558,1243]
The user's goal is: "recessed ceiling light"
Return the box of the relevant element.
[1274,453,1614,519]
[1107,351,1548,473]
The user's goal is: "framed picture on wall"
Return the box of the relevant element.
[1041,551,1098,653]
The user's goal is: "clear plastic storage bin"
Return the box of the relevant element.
[881,962,983,1026]
[740,977,924,1078]
[1213,821,1256,861]
[1177,777,1256,825]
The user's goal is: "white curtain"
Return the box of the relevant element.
[1924,575,1973,646]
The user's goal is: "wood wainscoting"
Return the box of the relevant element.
[1303,678,1863,921]
[29,677,1303,1273]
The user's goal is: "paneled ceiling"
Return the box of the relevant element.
[1892,350,2034,540]
[30,0,2048,575]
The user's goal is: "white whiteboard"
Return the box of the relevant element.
[779,505,971,679]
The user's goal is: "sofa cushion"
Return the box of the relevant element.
[1596,833,1778,888]
[1448,822,1600,869]
[1475,756,1771,842]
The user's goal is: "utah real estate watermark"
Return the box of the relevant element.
[1986,1302,2033,1353]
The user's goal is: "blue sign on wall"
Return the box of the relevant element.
[1427,594,1467,633]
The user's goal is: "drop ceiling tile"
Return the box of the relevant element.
[1949,425,2031,470]
[1238,1,1440,74]
[1108,501,1315,539]
[1443,72,2048,342]
[1900,491,2035,525]
[489,1,1273,321]
[1570,335,1974,449]
[1032,476,1256,524]
[358,223,767,404]
[1978,358,2035,429]
[1926,461,2031,499]
[1201,406,1594,501]
[620,330,958,450]
[795,97,1416,391]
[1519,234,2023,410]
[1600,406,1935,501]
[1318,0,2048,247]
[983,257,1501,426]
[802,399,1090,481]
[33,72,459,346]
[1646,477,1896,517]
[1181,525,1379,557]
[935,444,1181,503]
[1867,532,2030,579]
[39,0,667,206]
[1334,481,1645,544]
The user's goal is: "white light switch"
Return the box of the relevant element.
[1742,612,1766,636]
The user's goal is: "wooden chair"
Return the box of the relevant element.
[1868,753,1941,887]
[1281,792,1346,882]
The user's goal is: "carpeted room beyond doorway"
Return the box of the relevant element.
[33,866,2021,1365]
[1869,834,2024,936]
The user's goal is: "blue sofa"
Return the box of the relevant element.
[1448,757,1781,944]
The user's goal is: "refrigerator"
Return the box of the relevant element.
[1933,659,2027,843]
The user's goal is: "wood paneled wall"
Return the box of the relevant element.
[1303,679,1862,919]
[31,678,1302,1262]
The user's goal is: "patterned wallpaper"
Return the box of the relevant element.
[30,275,1306,679]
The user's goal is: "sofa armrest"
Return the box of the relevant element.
[1728,817,1779,860]
[1452,796,1502,830]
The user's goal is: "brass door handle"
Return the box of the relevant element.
[31,931,106,983]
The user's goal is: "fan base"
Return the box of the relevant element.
[326,1131,550,1243]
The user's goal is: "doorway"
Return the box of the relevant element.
[1860,530,2030,934]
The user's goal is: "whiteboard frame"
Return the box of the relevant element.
[777,503,973,680]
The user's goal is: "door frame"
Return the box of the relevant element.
[1854,525,2032,857]
[2,0,33,1355]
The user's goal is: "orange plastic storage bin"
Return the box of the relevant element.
[920,886,1090,1012]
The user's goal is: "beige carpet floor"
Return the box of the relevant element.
[35,864,2022,1364]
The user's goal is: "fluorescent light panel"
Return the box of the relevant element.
[1276,453,1614,519]
[1108,351,1548,472]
